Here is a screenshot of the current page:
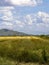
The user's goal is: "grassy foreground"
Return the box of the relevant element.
[0,36,49,65]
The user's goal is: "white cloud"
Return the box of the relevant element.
[0,7,14,21]
[2,11,13,21]
[1,22,13,26]
[37,11,49,23]
[15,20,25,27]
[9,0,43,6]
[38,11,49,18]
[42,18,49,23]
[0,7,49,34]
[23,11,49,34]
[0,22,13,30]
[0,6,14,11]
[0,7,14,29]
[25,15,33,25]
[25,14,37,25]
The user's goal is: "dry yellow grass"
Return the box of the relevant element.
[0,36,48,43]
[0,36,40,40]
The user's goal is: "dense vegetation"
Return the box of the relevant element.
[0,36,49,65]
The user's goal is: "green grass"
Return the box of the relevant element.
[0,36,49,64]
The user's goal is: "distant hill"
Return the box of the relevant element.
[0,29,28,36]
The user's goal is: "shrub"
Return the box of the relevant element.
[16,50,39,62]
[41,49,47,64]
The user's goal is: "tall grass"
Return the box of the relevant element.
[0,36,49,63]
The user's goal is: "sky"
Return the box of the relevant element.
[0,0,49,35]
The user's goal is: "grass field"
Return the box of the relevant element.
[0,36,41,39]
[0,36,49,65]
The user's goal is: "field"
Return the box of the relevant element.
[0,36,49,65]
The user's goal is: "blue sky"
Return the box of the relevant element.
[0,0,49,35]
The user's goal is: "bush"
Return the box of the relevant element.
[16,50,39,62]
[41,49,47,64]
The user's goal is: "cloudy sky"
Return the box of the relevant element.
[0,0,49,35]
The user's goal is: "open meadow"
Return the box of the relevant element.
[0,36,49,65]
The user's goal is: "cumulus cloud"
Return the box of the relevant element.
[37,11,49,18]
[0,7,14,21]
[8,0,43,6]
[15,20,25,27]
[37,11,49,23]
[0,6,14,29]
[0,7,49,34]
[25,14,37,25]
[1,11,13,21]
[25,15,32,25]
[23,11,49,34]
[0,0,43,6]
[0,6,14,10]
[0,22,13,29]
[1,22,13,26]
